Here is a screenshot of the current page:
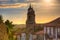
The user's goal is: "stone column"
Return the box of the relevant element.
[44,26,47,40]
[51,27,54,40]
[57,27,60,40]
[21,33,26,40]
[55,27,58,40]
[47,27,49,35]
[29,34,33,40]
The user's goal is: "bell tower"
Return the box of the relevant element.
[26,4,36,33]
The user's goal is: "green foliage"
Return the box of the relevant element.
[5,20,14,40]
[5,20,14,29]
[0,15,3,23]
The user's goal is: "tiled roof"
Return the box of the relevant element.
[35,30,44,35]
[44,17,60,27]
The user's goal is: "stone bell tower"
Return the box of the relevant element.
[26,4,36,33]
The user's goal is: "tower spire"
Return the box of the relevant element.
[29,0,32,8]
[26,0,35,34]
[29,3,32,9]
[26,1,35,40]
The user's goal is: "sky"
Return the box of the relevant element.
[0,0,60,24]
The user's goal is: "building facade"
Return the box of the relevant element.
[44,17,60,40]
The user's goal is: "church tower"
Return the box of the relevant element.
[26,5,36,33]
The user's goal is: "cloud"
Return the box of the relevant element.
[0,3,28,8]
[0,0,8,1]
[0,0,37,8]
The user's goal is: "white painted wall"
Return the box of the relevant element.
[47,27,50,35]
[29,34,33,40]
[44,27,46,34]
[44,27,46,40]
[21,33,26,40]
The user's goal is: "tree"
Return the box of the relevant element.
[5,20,14,29]
[5,20,14,40]
[0,15,3,23]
